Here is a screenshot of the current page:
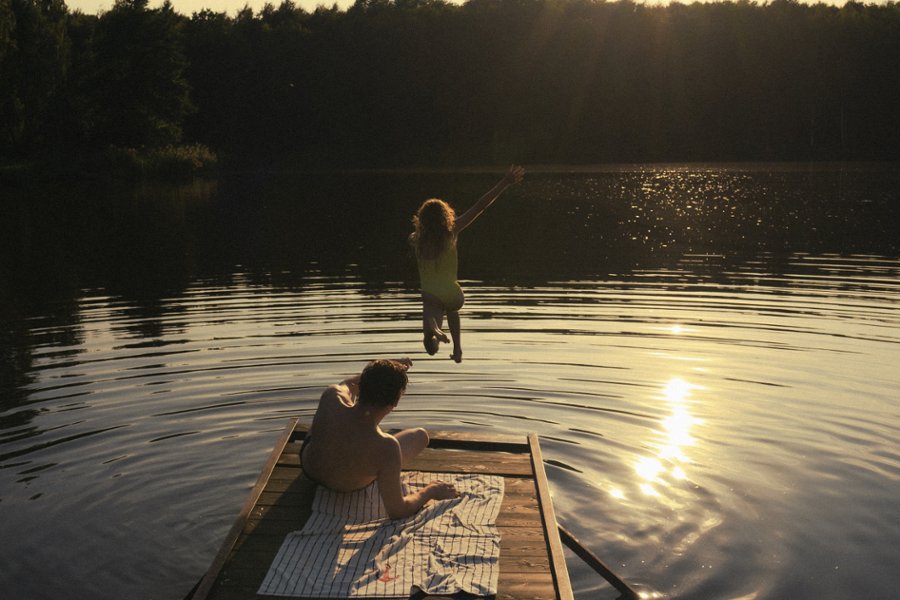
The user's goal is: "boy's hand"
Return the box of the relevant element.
[428,481,459,500]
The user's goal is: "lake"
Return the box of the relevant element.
[1,164,899,599]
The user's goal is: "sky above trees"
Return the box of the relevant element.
[65,0,853,16]
[66,0,359,15]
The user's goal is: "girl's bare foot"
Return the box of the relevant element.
[433,328,450,344]
[426,317,450,344]
[450,348,462,363]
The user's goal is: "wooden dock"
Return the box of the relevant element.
[190,418,573,600]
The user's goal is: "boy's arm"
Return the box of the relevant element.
[377,437,457,519]
[454,165,525,233]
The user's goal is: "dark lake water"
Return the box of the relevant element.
[1,164,899,599]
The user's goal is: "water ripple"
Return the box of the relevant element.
[1,252,899,600]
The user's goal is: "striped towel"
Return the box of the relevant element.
[258,472,504,598]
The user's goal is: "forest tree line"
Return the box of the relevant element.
[2,0,899,167]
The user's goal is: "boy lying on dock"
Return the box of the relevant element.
[300,358,459,519]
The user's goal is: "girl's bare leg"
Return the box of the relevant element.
[422,295,448,355]
[447,310,462,363]
[395,428,430,466]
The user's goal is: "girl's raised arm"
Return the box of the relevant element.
[454,165,525,234]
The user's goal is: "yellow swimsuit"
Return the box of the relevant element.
[417,244,462,309]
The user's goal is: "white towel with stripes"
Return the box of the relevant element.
[258,472,503,598]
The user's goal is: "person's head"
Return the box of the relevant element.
[413,198,455,260]
[358,359,409,408]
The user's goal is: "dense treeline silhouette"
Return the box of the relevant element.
[2,0,899,167]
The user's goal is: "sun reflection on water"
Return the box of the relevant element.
[625,376,703,502]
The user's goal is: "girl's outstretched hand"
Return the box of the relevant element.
[504,164,525,186]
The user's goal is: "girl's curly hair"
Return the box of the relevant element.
[412,199,456,260]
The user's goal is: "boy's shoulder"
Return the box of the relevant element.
[371,431,402,459]
[320,383,352,404]
[321,383,343,398]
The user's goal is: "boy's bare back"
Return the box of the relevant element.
[301,384,400,492]
[301,359,458,519]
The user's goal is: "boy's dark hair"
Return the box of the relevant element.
[358,360,409,407]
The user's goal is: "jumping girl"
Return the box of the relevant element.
[410,165,525,362]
